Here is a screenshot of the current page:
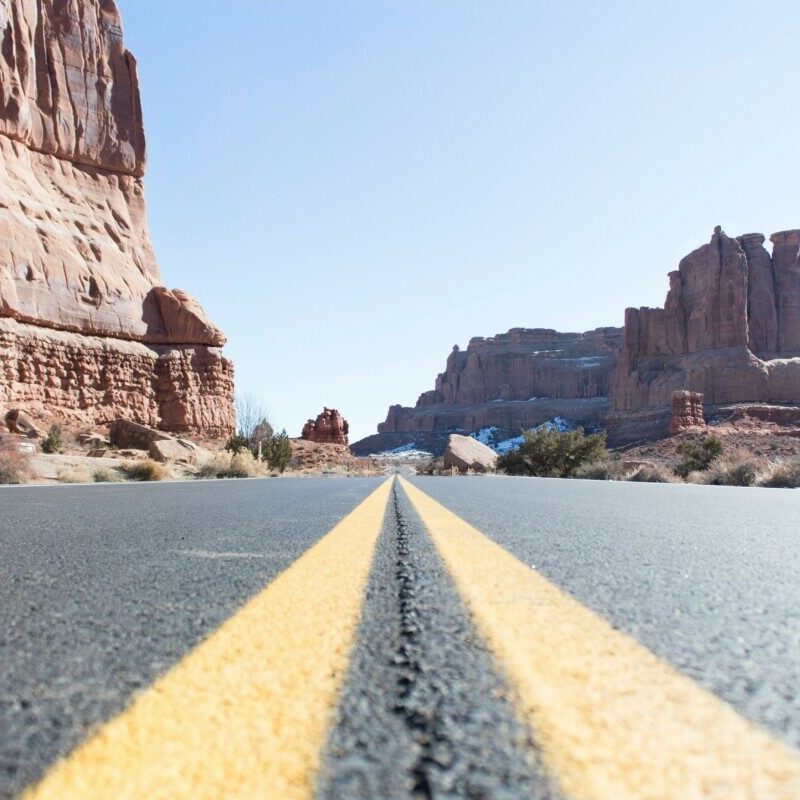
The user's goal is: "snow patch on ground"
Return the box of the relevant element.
[371,443,433,461]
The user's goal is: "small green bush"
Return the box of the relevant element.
[41,424,64,454]
[759,461,800,489]
[224,434,251,455]
[674,435,723,478]
[263,429,292,473]
[119,459,167,482]
[496,427,608,478]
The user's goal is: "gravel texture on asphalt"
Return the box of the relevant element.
[316,482,561,800]
[0,477,383,799]
[408,476,800,749]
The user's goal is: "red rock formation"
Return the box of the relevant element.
[0,1,234,436]
[364,328,621,452]
[610,227,800,444]
[668,391,705,435]
[301,409,350,446]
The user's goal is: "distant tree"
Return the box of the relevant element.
[224,434,251,455]
[496,427,607,478]
[264,430,292,473]
[674,435,723,478]
[235,393,270,441]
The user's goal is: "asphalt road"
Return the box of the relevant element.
[0,478,383,798]
[2,475,799,799]
[408,476,800,751]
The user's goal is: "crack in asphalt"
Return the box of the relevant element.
[317,483,561,800]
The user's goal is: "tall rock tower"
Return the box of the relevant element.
[0,0,234,436]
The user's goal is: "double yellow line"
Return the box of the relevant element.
[24,477,800,799]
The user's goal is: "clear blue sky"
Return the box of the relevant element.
[123,1,800,441]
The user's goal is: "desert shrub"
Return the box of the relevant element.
[759,461,800,489]
[701,455,764,487]
[224,434,251,455]
[496,427,608,478]
[93,468,122,483]
[627,464,678,483]
[41,424,64,454]
[57,467,92,484]
[674,435,723,478]
[0,440,33,484]
[119,459,167,482]
[572,460,626,481]
[263,430,292,473]
[197,451,263,479]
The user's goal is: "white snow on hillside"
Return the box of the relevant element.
[371,443,433,461]
[470,417,576,454]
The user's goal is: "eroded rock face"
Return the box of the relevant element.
[610,227,800,444]
[0,1,234,436]
[301,408,350,446]
[368,328,622,448]
[669,391,705,435]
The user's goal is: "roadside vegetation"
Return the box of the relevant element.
[494,428,800,489]
[118,459,168,482]
[0,439,34,484]
[496,427,608,478]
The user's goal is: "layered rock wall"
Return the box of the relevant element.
[0,0,234,435]
[610,227,800,443]
[359,328,622,453]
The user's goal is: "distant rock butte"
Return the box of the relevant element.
[609,227,800,443]
[353,328,622,455]
[357,226,800,455]
[0,0,233,436]
[302,408,350,446]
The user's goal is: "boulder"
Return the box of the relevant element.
[5,409,43,439]
[301,409,350,446]
[149,438,209,465]
[109,419,172,450]
[443,434,497,474]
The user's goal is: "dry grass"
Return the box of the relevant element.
[0,440,34,484]
[57,466,93,484]
[196,451,265,479]
[573,460,628,481]
[759,460,800,489]
[93,468,123,483]
[626,464,679,483]
[119,459,168,482]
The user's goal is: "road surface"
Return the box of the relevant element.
[1,475,799,799]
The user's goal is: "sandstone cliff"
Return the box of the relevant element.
[354,328,622,455]
[609,226,800,443]
[0,0,233,436]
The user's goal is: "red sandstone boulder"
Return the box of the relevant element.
[443,435,497,474]
[669,391,705,435]
[301,409,350,446]
[5,409,42,439]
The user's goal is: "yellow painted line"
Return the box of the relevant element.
[399,477,800,800]
[24,478,393,800]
